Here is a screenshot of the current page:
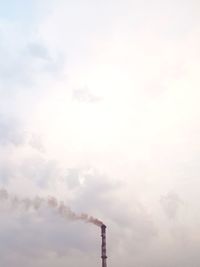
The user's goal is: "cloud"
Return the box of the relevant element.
[0,168,158,267]
[27,43,50,60]
[28,134,46,153]
[160,192,183,219]
[0,0,200,266]
[73,87,102,103]
[0,115,25,146]
[0,22,65,94]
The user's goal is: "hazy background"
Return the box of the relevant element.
[0,0,200,266]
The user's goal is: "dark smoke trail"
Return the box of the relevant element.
[0,188,103,227]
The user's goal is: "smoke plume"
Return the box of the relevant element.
[0,188,103,227]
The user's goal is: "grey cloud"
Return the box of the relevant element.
[73,87,102,103]
[27,43,50,60]
[0,163,14,185]
[0,166,199,267]
[0,115,25,146]
[63,168,83,189]
[0,166,158,267]
[160,192,183,219]
[0,122,53,187]
[1,0,200,266]
[28,134,46,153]
[19,157,59,190]
[70,169,157,255]
[25,42,65,74]
[0,28,65,93]
[0,115,46,150]
[19,161,91,191]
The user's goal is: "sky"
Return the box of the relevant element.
[0,0,200,266]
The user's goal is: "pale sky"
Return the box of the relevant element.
[0,0,200,266]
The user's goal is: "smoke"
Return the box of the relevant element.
[0,188,103,227]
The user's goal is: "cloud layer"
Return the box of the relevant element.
[0,0,200,266]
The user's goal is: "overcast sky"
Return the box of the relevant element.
[0,0,200,266]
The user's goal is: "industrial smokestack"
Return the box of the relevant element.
[0,188,107,266]
[101,224,107,267]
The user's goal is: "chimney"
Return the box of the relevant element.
[101,224,107,267]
